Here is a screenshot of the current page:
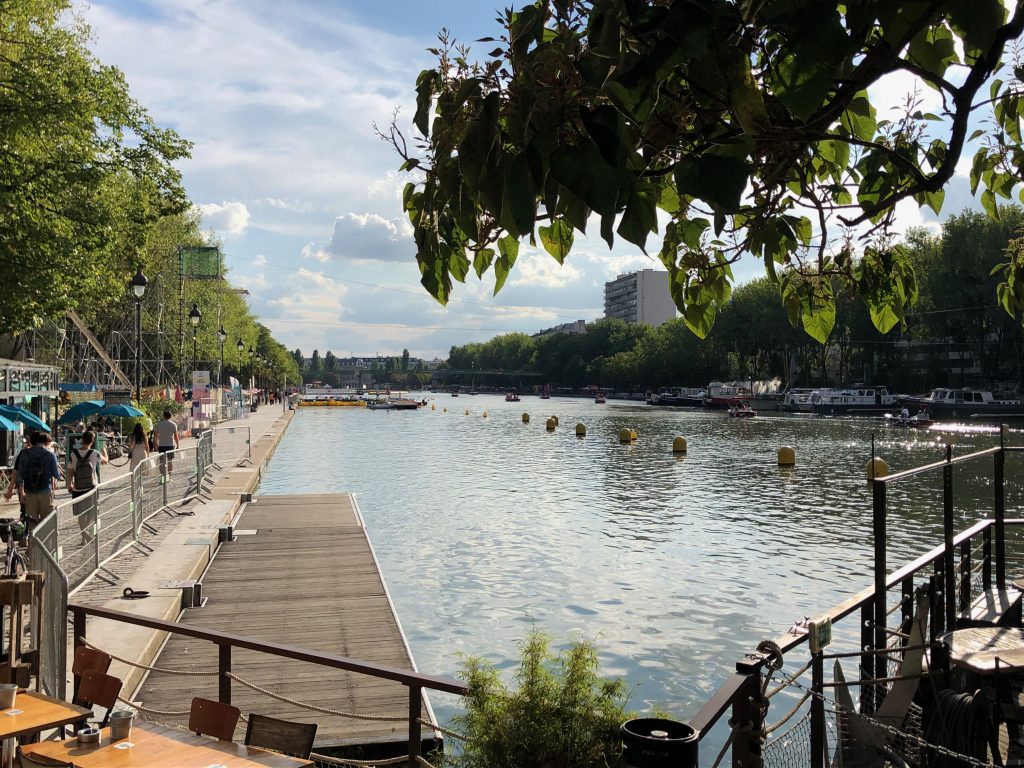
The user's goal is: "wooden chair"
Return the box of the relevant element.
[69,671,122,733]
[189,697,240,741]
[244,713,318,759]
[16,745,74,767]
[70,647,110,701]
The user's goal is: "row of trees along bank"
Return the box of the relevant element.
[448,209,1024,395]
[0,1,299,387]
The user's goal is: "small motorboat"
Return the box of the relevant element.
[594,392,606,404]
[505,391,521,402]
[886,411,933,429]
[727,400,756,418]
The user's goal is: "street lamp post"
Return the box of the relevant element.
[248,346,255,395]
[217,325,227,389]
[236,338,244,381]
[129,267,148,404]
[188,303,202,375]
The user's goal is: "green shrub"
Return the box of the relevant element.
[440,631,632,768]
[140,399,185,423]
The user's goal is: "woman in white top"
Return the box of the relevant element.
[128,423,149,472]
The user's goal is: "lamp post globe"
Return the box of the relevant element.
[217,326,227,388]
[188,303,202,373]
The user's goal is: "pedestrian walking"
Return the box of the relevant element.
[68,430,105,544]
[127,422,149,473]
[14,432,61,532]
[155,410,180,473]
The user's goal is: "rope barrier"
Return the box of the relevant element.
[78,637,219,677]
[823,642,939,660]
[310,752,412,767]
[766,658,813,699]
[764,691,811,735]
[415,717,465,741]
[226,672,405,722]
[116,697,190,717]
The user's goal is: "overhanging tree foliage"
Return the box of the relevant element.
[0,0,191,333]
[386,0,1024,342]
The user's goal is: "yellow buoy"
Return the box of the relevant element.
[551,415,559,426]
[867,457,888,480]
[522,413,530,423]
[443,407,447,413]
[778,446,796,466]
[431,403,436,410]
[672,437,688,453]
[546,417,556,431]
[483,411,488,418]
[575,423,586,437]
[630,428,638,441]
[464,408,469,416]
[619,428,632,444]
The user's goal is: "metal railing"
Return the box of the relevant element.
[25,431,216,696]
[210,425,251,468]
[68,603,468,767]
[0,466,11,496]
[687,439,1024,767]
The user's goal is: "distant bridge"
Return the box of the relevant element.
[431,368,542,378]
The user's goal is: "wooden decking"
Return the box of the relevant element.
[135,493,431,748]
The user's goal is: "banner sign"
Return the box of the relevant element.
[179,246,221,279]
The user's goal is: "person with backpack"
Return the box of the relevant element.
[14,432,61,527]
[68,431,106,541]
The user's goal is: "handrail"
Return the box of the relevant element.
[68,601,466,766]
[876,445,1000,484]
[68,602,467,694]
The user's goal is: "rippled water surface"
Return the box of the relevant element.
[258,396,1024,744]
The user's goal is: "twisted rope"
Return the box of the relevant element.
[78,638,218,677]
[116,697,190,717]
[764,691,812,735]
[766,658,813,699]
[226,672,405,722]
[416,717,465,741]
[310,752,412,767]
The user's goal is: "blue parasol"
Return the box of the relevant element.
[0,415,19,431]
[0,405,50,432]
[56,400,105,426]
[95,403,145,418]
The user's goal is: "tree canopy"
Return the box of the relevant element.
[0,0,191,333]
[388,0,1024,343]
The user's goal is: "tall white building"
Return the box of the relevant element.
[603,269,677,326]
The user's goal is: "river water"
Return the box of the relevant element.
[258,395,1023,749]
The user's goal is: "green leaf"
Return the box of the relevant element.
[414,69,438,137]
[674,154,751,212]
[981,188,998,219]
[550,143,620,216]
[679,218,710,249]
[473,248,494,279]
[493,235,519,295]
[616,181,658,250]
[839,92,876,141]
[801,296,836,343]
[538,219,573,263]
[948,0,1006,59]
[500,153,537,237]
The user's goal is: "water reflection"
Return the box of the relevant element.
[259,397,1022,747]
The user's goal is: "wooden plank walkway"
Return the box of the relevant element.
[135,493,432,748]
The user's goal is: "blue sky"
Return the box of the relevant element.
[84,0,981,359]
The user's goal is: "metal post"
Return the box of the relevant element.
[730,670,763,767]
[959,540,971,617]
[72,608,86,701]
[219,338,224,389]
[811,651,824,768]
[218,644,232,704]
[134,298,142,403]
[943,444,955,632]
[408,685,422,767]
[160,453,168,508]
[870,476,887,714]
[983,526,993,590]
[996,427,1006,588]
[192,332,197,375]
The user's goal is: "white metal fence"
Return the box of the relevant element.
[28,430,218,699]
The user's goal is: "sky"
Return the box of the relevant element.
[83,0,983,360]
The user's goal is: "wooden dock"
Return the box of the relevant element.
[135,493,435,749]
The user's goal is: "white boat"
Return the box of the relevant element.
[901,388,1024,420]
[810,385,898,416]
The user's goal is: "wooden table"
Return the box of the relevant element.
[0,691,91,768]
[22,720,314,767]
[940,626,1024,674]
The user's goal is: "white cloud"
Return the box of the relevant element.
[510,251,582,289]
[253,254,267,265]
[196,201,250,234]
[325,212,411,262]
[300,243,330,263]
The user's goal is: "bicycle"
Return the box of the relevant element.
[105,435,132,467]
[0,518,28,577]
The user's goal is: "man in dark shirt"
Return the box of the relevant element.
[15,432,61,525]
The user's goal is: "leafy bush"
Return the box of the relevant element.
[440,631,632,768]
[140,399,184,423]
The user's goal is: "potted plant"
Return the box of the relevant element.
[437,630,633,768]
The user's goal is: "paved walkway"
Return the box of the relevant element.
[61,403,295,697]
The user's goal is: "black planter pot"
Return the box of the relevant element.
[620,718,698,768]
